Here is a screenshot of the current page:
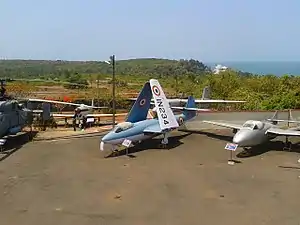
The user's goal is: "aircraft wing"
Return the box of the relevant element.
[149,79,179,130]
[194,99,246,103]
[202,120,243,130]
[171,107,211,112]
[86,113,128,117]
[143,124,162,133]
[129,98,245,104]
[266,127,300,136]
[28,98,107,109]
[177,99,246,103]
[51,113,128,118]
[52,113,74,118]
[28,98,82,106]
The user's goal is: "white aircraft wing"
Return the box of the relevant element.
[129,98,245,104]
[175,99,245,103]
[195,99,246,103]
[52,113,74,118]
[86,113,128,117]
[266,127,300,136]
[51,113,128,118]
[202,120,243,130]
[171,107,211,112]
[28,98,107,109]
[29,98,81,106]
[149,79,179,130]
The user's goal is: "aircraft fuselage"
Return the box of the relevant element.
[232,123,276,147]
[101,114,187,147]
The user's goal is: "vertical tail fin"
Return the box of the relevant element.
[288,109,294,121]
[183,96,196,120]
[126,82,152,123]
[201,86,211,109]
[268,110,279,125]
[201,86,211,100]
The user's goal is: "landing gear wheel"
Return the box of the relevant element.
[160,133,169,149]
[282,136,292,151]
[243,147,250,152]
[283,140,292,151]
[240,147,252,157]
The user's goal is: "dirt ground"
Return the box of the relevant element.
[1,129,300,225]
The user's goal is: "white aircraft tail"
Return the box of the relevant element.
[200,86,211,109]
[149,79,179,131]
[266,110,279,125]
[201,86,211,100]
[267,109,300,125]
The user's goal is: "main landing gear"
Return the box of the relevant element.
[159,132,170,149]
[283,136,292,151]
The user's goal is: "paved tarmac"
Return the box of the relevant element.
[1,128,300,225]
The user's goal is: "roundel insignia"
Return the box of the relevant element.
[152,85,161,96]
[179,117,184,125]
[139,98,146,106]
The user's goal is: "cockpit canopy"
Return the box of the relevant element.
[114,122,134,133]
[242,120,264,130]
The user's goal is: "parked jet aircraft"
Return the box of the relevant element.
[100,79,224,152]
[28,98,108,119]
[202,111,300,151]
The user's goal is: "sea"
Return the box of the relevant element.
[205,61,300,76]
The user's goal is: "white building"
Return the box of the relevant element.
[213,64,228,74]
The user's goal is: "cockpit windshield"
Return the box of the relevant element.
[242,120,263,130]
[242,122,254,129]
[114,122,134,133]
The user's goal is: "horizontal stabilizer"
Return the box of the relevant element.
[267,119,300,123]
[171,107,211,112]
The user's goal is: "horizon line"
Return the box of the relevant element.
[0,57,300,63]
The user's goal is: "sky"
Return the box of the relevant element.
[1,0,300,62]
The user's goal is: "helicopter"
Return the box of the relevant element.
[0,79,34,151]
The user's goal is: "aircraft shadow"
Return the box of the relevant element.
[184,129,300,158]
[0,131,38,162]
[105,132,192,158]
[236,141,300,158]
[179,129,233,142]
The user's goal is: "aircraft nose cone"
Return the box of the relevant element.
[101,134,109,142]
[233,134,243,145]
[102,131,114,143]
[233,131,249,147]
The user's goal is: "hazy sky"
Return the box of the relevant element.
[1,0,300,61]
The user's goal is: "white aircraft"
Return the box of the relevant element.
[28,98,110,119]
[202,111,300,151]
